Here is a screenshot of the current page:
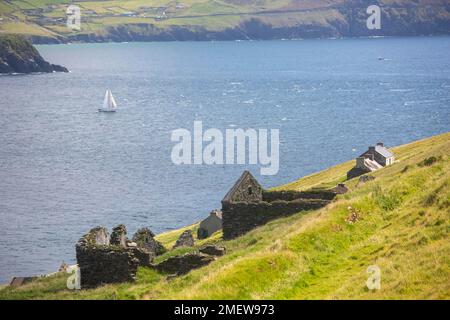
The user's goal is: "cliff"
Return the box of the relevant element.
[0,35,68,74]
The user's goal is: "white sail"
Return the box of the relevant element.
[102,90,110,110]
[99,89,117,112]
[108,90,117,109]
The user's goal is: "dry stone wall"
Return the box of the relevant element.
[222,199,331,239]
[262,190,336,202]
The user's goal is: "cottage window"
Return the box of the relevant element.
[248,187,253,195]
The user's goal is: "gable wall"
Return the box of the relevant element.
[225,174,263,203]
[362,150,387,166]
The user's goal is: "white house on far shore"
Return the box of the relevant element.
[347,142,395,179]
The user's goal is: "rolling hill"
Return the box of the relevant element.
[0,1,449,43]
[0,132,448,299]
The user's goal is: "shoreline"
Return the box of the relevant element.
[29,33,450,46]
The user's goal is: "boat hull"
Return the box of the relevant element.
[98,109,116,113]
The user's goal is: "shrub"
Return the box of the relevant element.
[418,156,440,167]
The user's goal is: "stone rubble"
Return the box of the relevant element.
[173,230,195,249]
[154,253,215,276]
[199,244,226,256]
[132,227,166,256]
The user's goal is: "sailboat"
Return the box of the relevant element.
[98,89,117,112]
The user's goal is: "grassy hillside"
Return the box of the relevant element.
[0,132,449,299]
[1,1,449,43]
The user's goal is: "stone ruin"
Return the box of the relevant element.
[76,224,229,286]
[197,209,223,239]
[173,230,195,249]
[110,224,127,247]
[76,225,165,288]
[133,227,167,256]
[74,170,349,287]
[221,171,347,239]
[75,226,138,288]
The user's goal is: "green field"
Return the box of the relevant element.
[1,132,449,300]
[2,1,449,42]
[0,0,298,39]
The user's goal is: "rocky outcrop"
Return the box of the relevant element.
[173,230,195,249]
[154,253,215,276]
[199,245,226,257]
[0,34,68,74]
[132,228,166,256]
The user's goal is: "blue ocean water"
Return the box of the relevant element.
[0,37,449,283]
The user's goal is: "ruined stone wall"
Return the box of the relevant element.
[76,245,139,288]
[262,190,336,202]
[75,225,158,288]
[222,199,331,240]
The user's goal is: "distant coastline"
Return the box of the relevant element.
[28,26,450,45]
[1,1,448,45]
[32,34,450,47]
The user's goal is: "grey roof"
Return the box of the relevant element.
[374,145,394,158]
[360,145,394,159]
